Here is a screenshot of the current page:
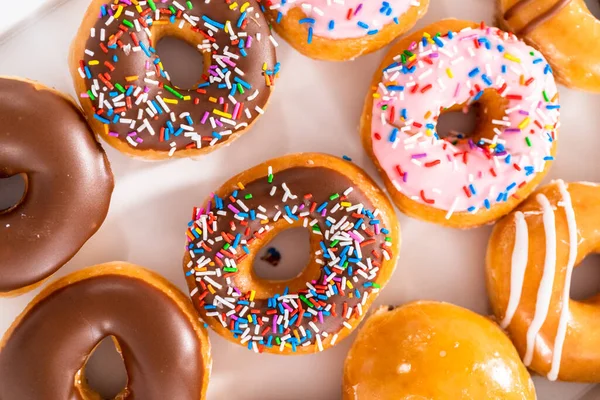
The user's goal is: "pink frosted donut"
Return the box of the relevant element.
[360,19,560,228]
[262,0,429,61]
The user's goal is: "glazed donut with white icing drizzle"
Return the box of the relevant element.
[487,180,600,382]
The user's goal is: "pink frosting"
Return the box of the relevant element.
[370,26,559,216]
[269,0,418,39]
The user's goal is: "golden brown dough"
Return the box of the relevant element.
[487,180,600,382]
[497,0,600,92]
[343,301,536,400]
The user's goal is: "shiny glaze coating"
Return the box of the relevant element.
[0,77,113,295]
[343,301,536,399]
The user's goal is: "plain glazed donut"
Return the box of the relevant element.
[70,0,278,160]
[343,301,536,400]
[183,153,400,354]
[0,262,212,399]
[497,0,600,92]
[487,180,600,382]
[262,0,429,61]
[360,19,560,228]
[0,77,113,297]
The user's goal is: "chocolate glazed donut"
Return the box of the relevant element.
[70,0,279,159]
[0,263,212,400]
[0,77,113,296]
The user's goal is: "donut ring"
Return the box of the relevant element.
[70,0,278,160]
[360,19,559,228]
[0,262,212,399]
[0,77,113,296]
[343,302,536,400]
[487,180,600,382]
[497,0,600,92]
[183,153,400,354]
[263,0,429,61]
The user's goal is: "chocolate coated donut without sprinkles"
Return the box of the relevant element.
[183,153,400,354]
[71,0,279,160]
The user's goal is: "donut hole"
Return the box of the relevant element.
[155,36,206,89]
[253,227,311,281]
[81,336,128,398]
[570,255,600,302]
[585,0,600,20]
[434,90,509,145]
[0,173,27,214]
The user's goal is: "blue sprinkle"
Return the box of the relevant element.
[357,21,369,29]
[484,199,490,209]
[328,20,335,30]
[299,18,316,24]
[201,15,225,29]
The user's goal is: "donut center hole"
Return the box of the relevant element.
[155,36,205,90]
[253,227,311,281]
[0,174,27,214]
[586,0,600,19]
[83,337,128,399]
[435,103,479,140]
[570,255,600,301]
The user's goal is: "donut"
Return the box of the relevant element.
[70,0,279,160]
[487,180,600,382]
[343,301,536,399]
[182,153,400,354]
[0,77,113,296]
[262,0,429,61]
[0,262,212,399]
[360,19,560,228]
[497,0,600,92]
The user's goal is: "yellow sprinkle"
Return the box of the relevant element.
[262,62,267,71]
[209,97,218,103]
[125,76,139,82]
[209,261,215,267]
[424,111,432,119]
[285,343,292,349]
[240,2,250,12]
[518,117,531,130]
[372,93,381,99]
[88,60,99,66]
[194,267,207,272]
[250,290,256,301]
[504,53,521,63]
[208,285,216,294]
[163,98,178,104]
[340,201,351,207]
[213,109,233,118]
[446,68,453,78]
[114,5,123,18]
[183,95,191,101]
[545,124,554,130]
[519,75,525,85]
[186,231,195,240]
[425,129,434,137]
[261,219,269,224]
[247,314,253,323]
[229,2,238,9]
[195,227,202,236]
[237,182,246,190]
[293,330,300,341]
[347,281,354,290]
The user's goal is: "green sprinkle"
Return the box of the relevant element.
[329,193,339,200]
[403,50,414,57]
[381,105,388,110]
[312,225,321,233]
[169,5,176,14]
[187,0,193,9]
[372,283,381,288]
[223,267,237,272]
[275,337,281,345]
[122,19,134,28]
[330,239,340,248]
[268,174,274,183]
[299,295,313,308]
[223,243,231,250]
[164,85,184,99]
[385,237,392,242]
[542,90,549,102]
[237,83,244,94]
[244,194,253,199]
[525,137,532,147]
[148,0,157,11]
[115,83,126,93]
[87,90,96,101]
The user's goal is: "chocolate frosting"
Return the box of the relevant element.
[0,78,113,293]
[0,274,207,399]
[76,0,277,153]
[185,165,394,351]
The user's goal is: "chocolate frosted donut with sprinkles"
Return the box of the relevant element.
[360,19,559,228]
[182,153,400,354]
[71,0,279,160]
[262,0,429,61]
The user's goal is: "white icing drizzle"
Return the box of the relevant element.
[501,211,529,329]
[548,180,578,381]
[524,194,556,366]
